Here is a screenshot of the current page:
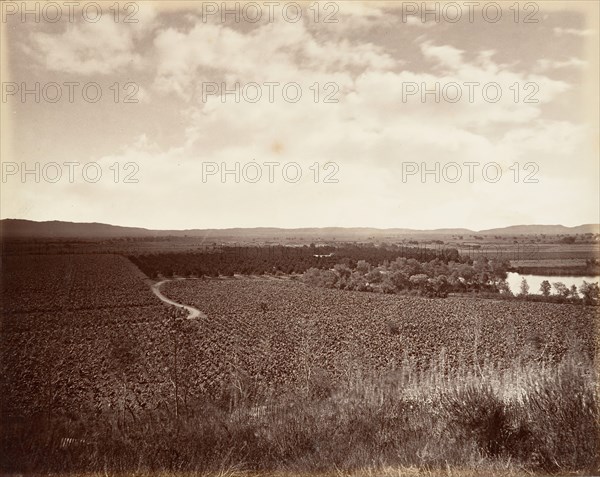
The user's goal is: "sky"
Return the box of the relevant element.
[1,1,598,230]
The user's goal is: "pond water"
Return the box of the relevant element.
[506,272,600,295]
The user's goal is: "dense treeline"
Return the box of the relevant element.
[303,256,511,297]
[302,258,600,304]
[129,244,464,279]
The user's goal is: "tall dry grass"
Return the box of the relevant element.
[1,350,598,476]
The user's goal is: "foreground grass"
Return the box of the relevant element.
[14,469,564,477]
[2,352,598,476]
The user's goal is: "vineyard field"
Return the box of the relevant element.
[1,253,598,474]
[160,277,598,387]
[3,253,597,417]
[1,254,186,417]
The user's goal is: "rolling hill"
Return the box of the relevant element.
[1,219,598,239]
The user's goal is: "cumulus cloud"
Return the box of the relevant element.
[21,4,157,75]
[152,19,395,99]
[5,5,598,229]
[421,41,465,70]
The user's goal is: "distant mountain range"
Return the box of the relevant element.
[1,219,599,239]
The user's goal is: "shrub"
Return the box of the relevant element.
[441,383,510,457]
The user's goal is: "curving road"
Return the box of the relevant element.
[151,279,207,319]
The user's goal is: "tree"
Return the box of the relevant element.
[580,281,599,305]
[333,263,351,280]
[350,272,371,292]
[303,268,337,288]
[552,282,570,298]
[365,268,383,284]
[539,280,551,297]
[356,260,371,275]
[497,280,512,296]
[519,278,529,296]
[303,268,322,286]
[409,274,429,294]
[389,269,409,290]
[430,275,449,298]
[381,275,397,294]
[570,285,579,299]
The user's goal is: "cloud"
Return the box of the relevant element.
[405,15,436,28]
[500,120,589,160]
[535,57,587,71]
[5,8,598,229]
[152,19,396,99]
[325,2,402,33]
[553,27,596,37]
[355,41,572,129]
[19,110,595,230]
[420,41,464,70]
[22,4,157,75]
[24,21,140,75]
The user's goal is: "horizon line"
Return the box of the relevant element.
[2,218,599,234]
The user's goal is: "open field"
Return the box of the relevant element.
[160,277,598,383]
[2,232,598,280]
[1,254,187,417]
[2,233,598,258]
[1,253,599,475]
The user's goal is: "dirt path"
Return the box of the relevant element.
[150,279,207,319]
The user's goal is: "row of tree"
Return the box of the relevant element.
[129,244,465,279]
[303,258,599,305]
[519,278,599,305]
[303,256,511,297]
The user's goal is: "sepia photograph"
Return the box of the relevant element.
[1,1,599,475]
